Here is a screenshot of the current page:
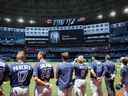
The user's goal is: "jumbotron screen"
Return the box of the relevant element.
[49,29,83,47]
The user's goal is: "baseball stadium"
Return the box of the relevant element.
[0,0,128,96]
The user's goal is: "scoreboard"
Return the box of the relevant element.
[0,22,110,47]
[25,26,84,47]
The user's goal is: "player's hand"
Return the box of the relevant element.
[95,77,102,86]
[97,77,102,81]
[45,83,50,88]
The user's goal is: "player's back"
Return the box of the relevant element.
[91,60,104,77]
[58,62,73,80]
[9,63,33,87]
[74,63,88,79]
[104,60,115,78]
[57,61,74,90]
[36,61,54,82]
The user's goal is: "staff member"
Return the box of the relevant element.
[104,55,115,96]
[90,56,104,96]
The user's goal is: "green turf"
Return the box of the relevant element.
[2,62,121,96]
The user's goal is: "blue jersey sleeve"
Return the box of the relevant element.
[33,63,38,77]
[91,63,96,71]
[56,64,61,79]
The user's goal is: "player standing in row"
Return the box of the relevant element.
[90,56,104,96]
[33,51,54,96]
[116,57,128,96]
[104,55,115,96]
[56,52,74,96]
[0,57,9,96]
[73,55,88,96]
[9,51,33,96]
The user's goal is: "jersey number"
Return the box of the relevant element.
[18,71,28,83]
[81,70,86,77]
[41,69,51,79]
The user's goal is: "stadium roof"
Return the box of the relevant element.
[0,0,128,24]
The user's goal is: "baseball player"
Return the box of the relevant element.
[56,52,74,96]
[90,56,104,96]
[33,51,54,96]
[9,51,33,96]
[0,58,9,96]
[104,55,115,96]
[116,57,128,96]
[73,55,88,96]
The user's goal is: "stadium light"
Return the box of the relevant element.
[4,18,11,23]
[29,20,36,24]
[97,14,103,19]
[17,18,24,23]
[124,7,128,14]
[109,11,116,17]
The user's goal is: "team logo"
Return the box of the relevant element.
[50,31,60,44]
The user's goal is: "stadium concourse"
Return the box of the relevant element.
[0,0,128,96]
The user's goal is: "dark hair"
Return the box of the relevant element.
[105,55,111,60]
[61,52,69,61]
[16,50,26,61]
[122,57,128,65]
[38,51,46,58]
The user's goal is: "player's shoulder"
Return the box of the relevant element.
[120,66,128,75]
[66,61,74,67]
[26,63,33,68]
[35,61,44,67]
[0,61,6,67]
[46,63,52,67]
[10,63,18,67]
[58,61,73,67]
[121,65,128,69]
[83,63,89,68]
